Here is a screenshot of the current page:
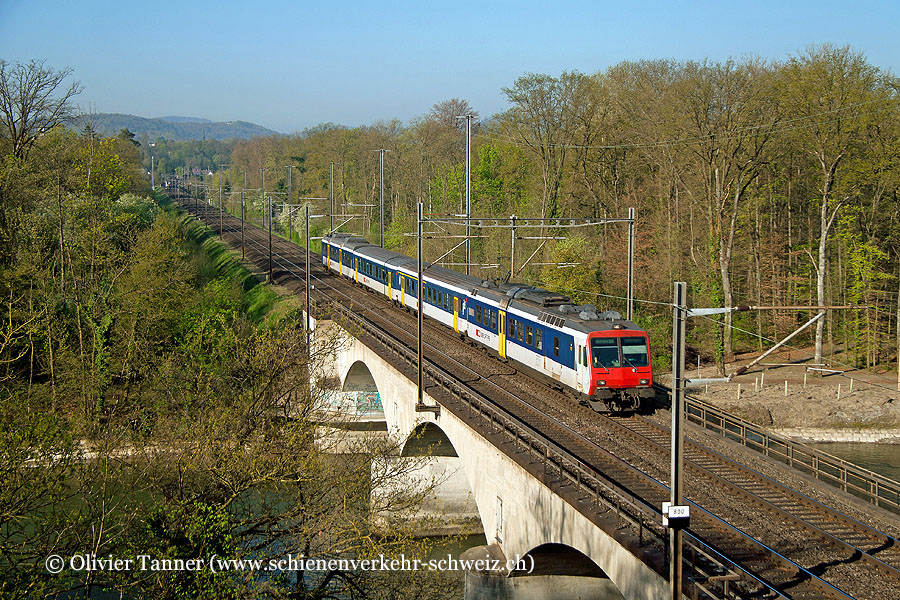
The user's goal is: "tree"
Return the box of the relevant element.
[501,72,590,224]
[427,98,478,131]
[0,60,82,161]
[779,45,894,366]
[677,59,779,372]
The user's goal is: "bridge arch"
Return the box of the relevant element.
[401,422,458,457]
[342,360,378,393]
[513,543,609,578]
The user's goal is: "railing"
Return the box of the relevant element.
[658,386,900,515]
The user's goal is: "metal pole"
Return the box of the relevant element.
[329,162,334,232]
[379,149,385,247]
[287,165,293,242]
[417,202,424,407]
[150,155,154,190]
[627,207,635,321]
[264,169,271,283]
[219,185,222,234]
[306,204,311,359]
[241,170,246,259]
[465,115,472,276]
[670,281,686,600]
[732,312,824,376]
[510,215,517,280]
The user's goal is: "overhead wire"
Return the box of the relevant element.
[516,272,898,394]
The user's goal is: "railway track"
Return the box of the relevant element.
[177,196,900,599]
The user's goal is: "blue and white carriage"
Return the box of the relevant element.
[321,233,654,412]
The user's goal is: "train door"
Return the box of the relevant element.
[498,311,507,359]
[354,258,358,283]
[453,297,459,333]
[387,269,392,300]
[399,274,405,305]
[575,342,585,392]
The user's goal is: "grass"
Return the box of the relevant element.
[157,192,284,324]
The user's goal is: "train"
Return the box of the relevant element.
[320,233,654,413]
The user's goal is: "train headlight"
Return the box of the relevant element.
[596,380,606,386]
[640,379,649,385]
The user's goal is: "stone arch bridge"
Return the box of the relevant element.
[314,316,668,600]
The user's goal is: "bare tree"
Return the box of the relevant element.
[428,98,478,130]
[0,59,82,160]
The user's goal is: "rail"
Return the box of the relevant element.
[334,302,829,600]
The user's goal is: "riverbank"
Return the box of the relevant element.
[666,354,900,442]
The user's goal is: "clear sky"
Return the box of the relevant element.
[1,0,898,133]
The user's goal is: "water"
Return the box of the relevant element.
[428,532,487,560]
[806,442,900,482]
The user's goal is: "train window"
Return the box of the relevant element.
[490,311,496,330]
[525,325,532,345]
[553,337,559,357]
[510,319,516,340]
[518,322,524,342]
[535,329,542,351]
[476,306,482,323]
[590,338,620,368]
[621,337,650,367]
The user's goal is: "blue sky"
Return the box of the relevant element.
[1,0,898,133]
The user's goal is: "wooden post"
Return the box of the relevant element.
[784,380,788,397]
[838,384,842,400]
[737,383,741,400]
[804,372,808,389]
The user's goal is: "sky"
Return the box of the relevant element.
[1,0,898,134]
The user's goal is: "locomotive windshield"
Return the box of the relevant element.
[590,338,620,368]
[590,336,650,369]
[621,336,650,367]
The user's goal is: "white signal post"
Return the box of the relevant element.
[670,282,687,600]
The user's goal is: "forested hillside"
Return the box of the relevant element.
[78,113,278,141]
[187,45,900,377]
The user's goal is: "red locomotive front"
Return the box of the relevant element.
[586,330,654,412]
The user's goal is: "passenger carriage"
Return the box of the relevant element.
[320,234,653,413]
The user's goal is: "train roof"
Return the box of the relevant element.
[324,232,644,335]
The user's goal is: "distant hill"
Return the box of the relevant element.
[157,116,212,124]
[74,113,279,141]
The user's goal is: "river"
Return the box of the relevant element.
[806,441,900,482]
